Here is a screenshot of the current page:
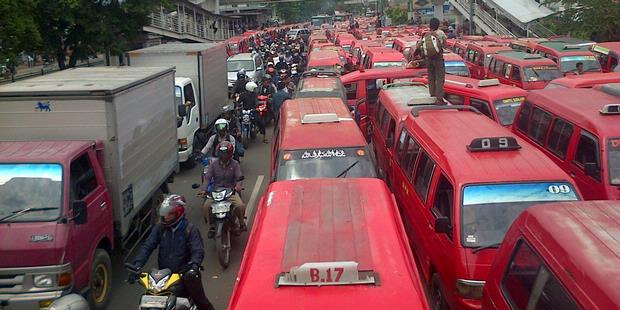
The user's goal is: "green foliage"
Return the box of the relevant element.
[0,0,41,66]
[386,6,408,25]
[541,0,620,41]
[274,0,337,23]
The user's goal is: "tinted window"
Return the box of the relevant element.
[502,241,580,310]
[505,64,513,78]
[517,102,532,132]
[366,80,380,105]
[344,82,357,100]
[386,119,396,148]
[380,110,390,135]
[413,152,435,203]
[527,108,552,145]
[470,99,494,120]
[495,60,506,74]
[396,129,408,165]
[432,174,454,239]
[71,153,98,201]
[574,132,601,180]
[546,118,574,159]
[512,66,522,81]
[404,136,421,180]
[182,84,196,122]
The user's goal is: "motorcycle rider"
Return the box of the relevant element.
[275,55,289,72]
[201,118,244,159]
[200,141,246,235]
[232,69,248,97]
[258,75,277,97]
[240,81,267,143]
[132,195,214,310]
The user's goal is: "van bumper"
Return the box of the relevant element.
[178,145,193,163]
[0,264,73,308]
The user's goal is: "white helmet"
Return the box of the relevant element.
[215,118,229,133]
[49,294,89,310]
[245,81,258,92]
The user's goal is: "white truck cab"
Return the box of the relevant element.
[175,77,200,163]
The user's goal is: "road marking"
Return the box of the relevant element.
[246,174,264,219]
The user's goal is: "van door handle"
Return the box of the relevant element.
[570,171,576,178]
[100,202,107,209]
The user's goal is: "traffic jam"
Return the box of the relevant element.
[0,8,619,310]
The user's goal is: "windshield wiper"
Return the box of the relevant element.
[0,207,59,223]
[471,242,501,253]
[336,160,359,178]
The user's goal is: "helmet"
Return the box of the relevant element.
[159,194,186,227]
[245,81,258,92]
[222,104,234,114]
[215,118,229,134]
[216,141,234,161]
[237,69,247,80]
[49,294,89,310]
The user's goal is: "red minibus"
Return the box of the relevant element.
[306,49,344,73]
[228,178,430,310]
[271,97,376,181]
[388,106,581,310]
[442,77,527,126]
[512,87,620,200]
[362,47,405,69]
[485,51,561,90]
[509,38,546,53]
[532,40,601,74]
[294,71,347,101]
[591,42,620,72]
[226,36,248,56]
[351,40,383,67]
[482,201,620,310]
[392,36,420,56]
[545,71,620,89]
[464,41,513,79]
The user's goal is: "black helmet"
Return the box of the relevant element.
[237,69,247,80]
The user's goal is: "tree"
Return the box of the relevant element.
[386,6,408,25]
[0,0,41,69]
[541,0,620,41]
[33,0,166,69]
[273,0,337,24]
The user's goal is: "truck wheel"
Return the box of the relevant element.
[87,249,112,310]
[430,273,449,310]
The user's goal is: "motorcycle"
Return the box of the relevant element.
[239,108,257,149]
[125,263,195,310]
[256,94,272,126]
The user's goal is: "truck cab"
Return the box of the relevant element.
[175,78,200,164]
[0,141,114,309]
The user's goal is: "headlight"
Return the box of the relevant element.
[33,274,54,288]
[212,191,226,201]
[455,279,485,299]
[148,275,170,293]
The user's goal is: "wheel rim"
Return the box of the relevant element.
[92,263,109,304]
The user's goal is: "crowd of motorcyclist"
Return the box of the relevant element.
[120,28,309,310]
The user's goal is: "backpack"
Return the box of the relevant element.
[422,31,442,58]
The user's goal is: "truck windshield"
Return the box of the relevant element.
[445,61,470,77]
[227,60,254,72]
[609,138,620,186]
[277,148,376,180]
[494,97,525,126]
[461,182,578,248]
[523,66,562,81]
[0,164,63,222]
[560,55,601,73]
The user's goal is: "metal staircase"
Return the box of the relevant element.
[448,0,516,36]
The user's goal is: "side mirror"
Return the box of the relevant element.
[584,162,598,177]
[178,104,188,117]
[72,200,88,225]
[434,216,450,234]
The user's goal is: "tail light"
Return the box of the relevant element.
[258,103,267,111]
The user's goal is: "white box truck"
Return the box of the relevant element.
[126,43,228,164]
[0,67,178,309]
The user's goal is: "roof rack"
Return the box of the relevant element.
[382,81,425,89]
[478,79,500,87]
[445,79,474,88]
[301,113,352,124]
[408,97,437,106]
[301,70,338,78]
[563,42,595,50]
[523,54,543,59]
[600,104,620,115]
[411,105,481,117]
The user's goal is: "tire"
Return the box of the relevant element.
[430,273,449,310]
[241,132,249,149]
[215,223,231,269]
[87,249,112,310]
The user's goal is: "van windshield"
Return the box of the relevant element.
[227,60,254,72]
[609,138,620,186]
[0,164,63,222]
[523,66,562,81]
[493,97,525,126]
[445,61,470,77]
[373,61,402,68]
[277,148,376,180]
[559,55,601,73]
[461,182,578,248]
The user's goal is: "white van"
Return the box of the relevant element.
[227,53,263,92]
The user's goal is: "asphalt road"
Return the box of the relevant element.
[108,128,273,310]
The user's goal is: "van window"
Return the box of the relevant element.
[396,129,408,165]
[380,110,391,135]
[413,152,435,203]
[432,174,454,240]
[495,60,505,74]
[470,99,493,120]
[344,82,357,100]
[545,118,574,159]
[527,108,552,145]
[386,118,396,148]
[183,84,196,122]
[574,132,601,180]
[404,136,421,181]
[366,80,380,105]
[376,102,385,123]
[488,57,496,71]
[516,102,532,133]
[502,241,580,310]
[504,64,513,78]
[445,94,465,105]
[71,153,98,201]
[512,66,522,81]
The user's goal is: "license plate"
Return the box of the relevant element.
[140,295,168,308]
[212,202,231,214]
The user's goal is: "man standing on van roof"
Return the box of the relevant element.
[415,18,447,104]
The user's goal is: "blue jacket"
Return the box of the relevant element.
[133,217,204,273]
[272,89,290,115]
